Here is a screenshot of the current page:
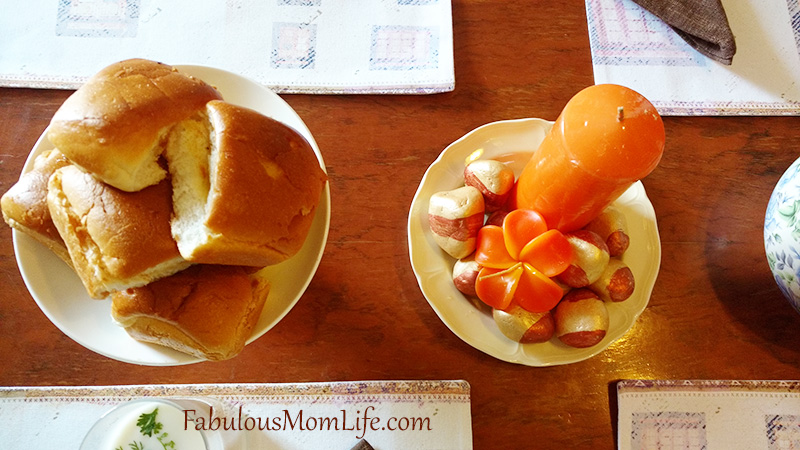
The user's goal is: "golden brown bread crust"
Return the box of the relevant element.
[110,265,270,361]
[1,149,73,265]
[46,165,190,298]
[168,100,328,266]
[46,58,222,192]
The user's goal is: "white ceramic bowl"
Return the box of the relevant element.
[407,118,661,366]
[12,65,330,365]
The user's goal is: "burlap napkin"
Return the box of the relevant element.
[632,0,737,64]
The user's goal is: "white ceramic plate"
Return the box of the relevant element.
[13,65,330,366]
[408,118,661,366]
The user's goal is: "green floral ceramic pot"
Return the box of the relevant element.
[765,157,800,314]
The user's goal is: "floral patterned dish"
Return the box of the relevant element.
[765,156,800,314]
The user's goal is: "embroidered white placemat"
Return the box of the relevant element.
[0,381,472,449]
[0,0,454,95]
[585,0,800,115]
[617,380,800,449]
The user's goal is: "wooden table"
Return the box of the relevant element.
[2,2,800,448]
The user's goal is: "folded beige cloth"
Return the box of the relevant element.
[632,0,737,64]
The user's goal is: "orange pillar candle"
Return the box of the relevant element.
[513,84,665,232]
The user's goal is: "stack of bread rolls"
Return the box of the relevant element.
[1,59,328,361]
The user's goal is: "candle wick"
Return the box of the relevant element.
[617,106,624,122]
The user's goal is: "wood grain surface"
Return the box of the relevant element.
[2,2,799,449]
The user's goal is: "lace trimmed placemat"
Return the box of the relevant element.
[0,380,472,449]
[0,0,454,95]
[617,380,800,449]
[586,0,800,115]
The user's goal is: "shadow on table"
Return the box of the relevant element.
[704,195,800,360]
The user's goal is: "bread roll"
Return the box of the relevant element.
[1,149,73,265]
[111,265,270,361]
[46,58,222,192]
[166,100,327,267]
[46,165,190,298]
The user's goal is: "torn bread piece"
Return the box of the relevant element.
[165,100,327,267]
[111,265,270,361]
[46,165,190,298]
[1,149,73,265]
[46,58,222,192]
